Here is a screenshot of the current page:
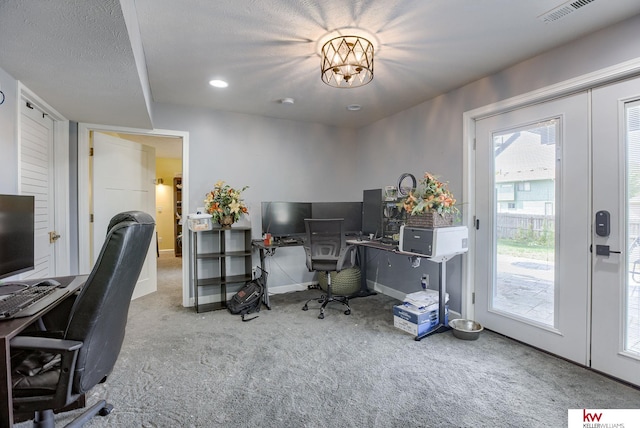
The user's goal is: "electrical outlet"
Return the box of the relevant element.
[251,267,257,279]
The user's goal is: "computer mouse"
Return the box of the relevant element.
[37,279,62,287]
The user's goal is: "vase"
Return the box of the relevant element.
[219,215,234,229]
[406,211,453,228]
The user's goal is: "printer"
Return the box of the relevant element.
[399,225,469,259]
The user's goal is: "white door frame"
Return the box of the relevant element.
[17,83,71,277]
[77,123,190,307]
[462,58,640,321]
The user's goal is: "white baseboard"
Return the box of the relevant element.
[268,282,315,295]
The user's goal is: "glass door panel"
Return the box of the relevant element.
[493,120,557,327]
[625,100,640,355]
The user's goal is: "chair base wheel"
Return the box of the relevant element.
[318,312,325,319]
[344,309,351,315]
[302,304,308,311]
[99,403,114,417]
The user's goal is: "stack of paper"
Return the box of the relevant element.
[403,289,449,312]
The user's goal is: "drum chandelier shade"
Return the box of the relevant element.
[321,35,374,88]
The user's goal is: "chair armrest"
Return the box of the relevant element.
[11,336,83,353]
[336,244,357,272]
[303,245,313,272]
[11,336,83,408]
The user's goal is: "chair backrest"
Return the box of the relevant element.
[304,218,346,272]
[64,211,155,394]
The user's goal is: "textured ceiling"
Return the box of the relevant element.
[0,0,152,128]
[1,0,640,129]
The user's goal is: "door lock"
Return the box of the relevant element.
[595,210,610,237]
[49,231,61,243]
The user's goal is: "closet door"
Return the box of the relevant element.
[19,101,56,278]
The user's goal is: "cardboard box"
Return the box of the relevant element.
[393,304,448,336]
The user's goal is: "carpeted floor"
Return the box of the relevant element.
[17,253,640,427]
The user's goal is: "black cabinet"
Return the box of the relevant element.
[190,227,252,312]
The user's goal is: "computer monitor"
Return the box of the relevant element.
[311,202,363,235]
[261,202,312,237]
[0,194,35,280]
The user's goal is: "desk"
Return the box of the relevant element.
[0,275,87,427]
[347,238,462,340]
[252,239,302,309]
[252,239,374,300]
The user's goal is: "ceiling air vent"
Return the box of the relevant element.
[538,0,596,23]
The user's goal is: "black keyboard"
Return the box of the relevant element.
[0,285,58,319]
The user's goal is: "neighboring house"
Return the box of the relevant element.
[495,127,556,216]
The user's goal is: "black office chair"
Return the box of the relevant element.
[10,211,155,428]
[302,218,357,319]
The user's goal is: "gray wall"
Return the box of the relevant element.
[0,67,18,194]
[1,14,639,311]
[152,104,360,291]
[354,13,640,310]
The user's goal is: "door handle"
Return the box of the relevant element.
[49,231,61,243]
[594,244,621,256]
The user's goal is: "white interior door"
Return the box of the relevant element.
[92,132,157,299]
[19,102,55,279]
[591,76,640,386]
[474,92,591,364]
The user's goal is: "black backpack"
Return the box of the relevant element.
[227,271,266,322]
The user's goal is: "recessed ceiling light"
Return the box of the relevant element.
[280,98,295,105]
[209,79,228,88]
[346,104,362,111]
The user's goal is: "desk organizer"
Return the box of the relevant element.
[187,213,213,231]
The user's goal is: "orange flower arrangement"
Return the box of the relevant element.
[204,180,249,224]
[402,172,458,216]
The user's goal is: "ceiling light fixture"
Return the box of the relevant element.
[321,35,373,88]
[209,79,228,88]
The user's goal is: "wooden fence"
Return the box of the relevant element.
[496,213,554,241]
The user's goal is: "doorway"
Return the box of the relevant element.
[469,75,640,386]
[77,124,189,306]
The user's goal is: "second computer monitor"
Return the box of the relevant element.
[311,202,363,235]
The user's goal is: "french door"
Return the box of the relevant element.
[591,77,640,385]
[474,76,640,385]
[475,92,591,365]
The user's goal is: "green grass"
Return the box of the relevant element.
[497,238,554,261]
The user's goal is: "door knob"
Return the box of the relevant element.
[49,231,61,243]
